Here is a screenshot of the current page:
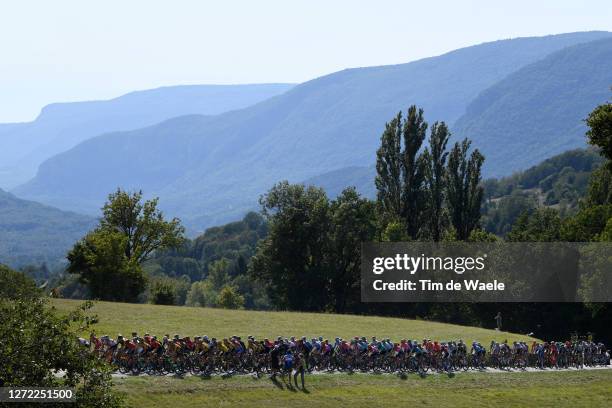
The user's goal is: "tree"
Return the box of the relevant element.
[597,217,612,241]
[375,113,403,222]
[382,220,409,242]
[585,99,612,161]
[507,208,562,242]
[561,205,612,242]
[208,258,231,290]
[67,189,184,302]
[67,230,146,301]
[217,285,245,309]
[249,182,331,311]
[423,122,451,241]
[401,106,428,238]
[585,166,612,206]
[328,187,376,312]
[100,189,185,263]
[375,106,427,239]
[583,99,612,207]
[446,139,485,240]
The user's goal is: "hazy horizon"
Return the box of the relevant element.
[2,0,611,122]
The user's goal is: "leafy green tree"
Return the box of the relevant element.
[67,189,184,302]
[375,106,427,238]
[401,106,428,238]
[208,258,231,290]
[446,139,485,240]
[67,230,146,301]
[328,187,376,312]
[250,182,331,311]
[100,189,185,263]
[507,208,562,242]
[375,113,403,223]
[585,99,612,161]
[217,285,245,309]
[561,205,612,242]
[583,97,612,207]
[423,121,451,241]
[231,274,271,309]
[381,220,409,241]
[585,166,612,206]
[481,192,537,236]
[597,217,612,241]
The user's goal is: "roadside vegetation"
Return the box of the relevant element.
[0,266,124,407]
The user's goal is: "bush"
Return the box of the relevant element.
[148,277,177,305]
[217,285,245,309]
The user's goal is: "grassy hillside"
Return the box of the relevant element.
[114,370,612,408]
[0,83,293,189]
[454,37,612,177]
[0,189,95,268]
[16,32,611,231]
[51,299,534,344]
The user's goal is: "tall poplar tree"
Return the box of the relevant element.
[423,121,450,241]
[375,113,403,224]
[401,106,428,238]
[375,105,427,239]
[446,139,485,240]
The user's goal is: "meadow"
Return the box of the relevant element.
[113,369,612,408]
[50,298,535,344]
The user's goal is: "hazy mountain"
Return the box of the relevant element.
[302,166,376,199]
[453,38,612,177]
[305,38,612,196]
[14,32,612,232]
[0,83,294,188]
[0,188,96,268]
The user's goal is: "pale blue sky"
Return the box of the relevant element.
[1,0,611,122]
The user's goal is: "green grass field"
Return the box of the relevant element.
[112,370,612,408]
[50,298,535,344]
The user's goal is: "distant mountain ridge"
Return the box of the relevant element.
[0,83,294,188]
[0,188,96,268]
[453,37,612,177]
[13,31,612,232]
